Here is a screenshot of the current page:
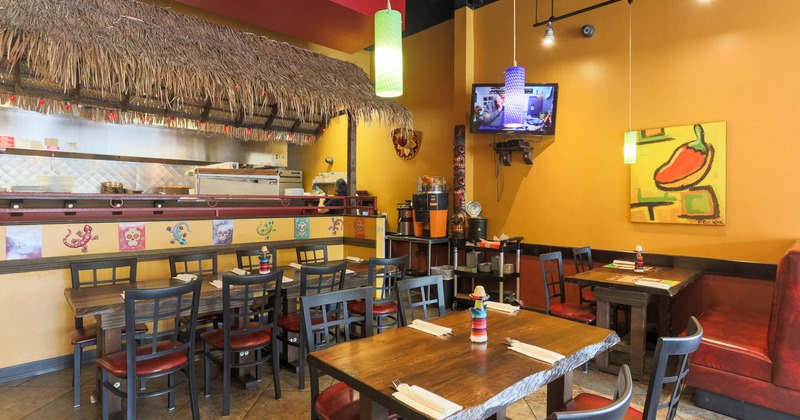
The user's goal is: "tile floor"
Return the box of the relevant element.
[0,354,733,420]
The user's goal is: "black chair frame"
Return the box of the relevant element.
[357,255,406,334]
[395,274,446,327]
[99,279,201,420]
[202,270,284,416]
[549,364,633,420]
[236,248,277,273]
[170,252,221,334]
[295,244,328,265]
[301,287,373,420]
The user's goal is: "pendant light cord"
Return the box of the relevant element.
[512,0,517,66]
[628,2,632,132]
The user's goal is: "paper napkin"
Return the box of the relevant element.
[635,278,677,290]
[485,301,520,313]
[230,268,249,276]
[288,263,303,269]
[172,273,197,282]
[345,269,355,274]
[408,319,452,336]
[210,279,223,289]
[282,276,294,283]
[120,291,125,300]
[346,256,364,263]
[507,339,565,364]
[392,383,462,419]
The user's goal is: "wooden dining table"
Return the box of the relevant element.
[63,259,369,416]
[565,265,701,379]
[307,309,619,419]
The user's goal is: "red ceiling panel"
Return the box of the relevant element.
[174,0,405,53]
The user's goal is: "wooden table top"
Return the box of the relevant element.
[64,259,370,320]
[565,266,702,297]
[307,309,619,419]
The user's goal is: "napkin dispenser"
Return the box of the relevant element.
[466,251,484,269]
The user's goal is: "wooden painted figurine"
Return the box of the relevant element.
[469,286,490,343]
[634,245,644,273]
[259,245,271,274]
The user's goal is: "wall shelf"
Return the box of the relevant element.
[491,145,534,166]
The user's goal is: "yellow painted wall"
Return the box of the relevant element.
[467,0,800,263]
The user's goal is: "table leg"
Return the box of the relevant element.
[95,317,122,415]
[280,294,301,372]
[595,300,611,370]
[630,304,648,378]
[359,396,389,420]
[427,242,432,275]
[546,370,573,415]
[658,295,671,338]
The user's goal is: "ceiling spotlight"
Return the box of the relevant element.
[543,21,555,45]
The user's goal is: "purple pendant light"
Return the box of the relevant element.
[504,0,525,129]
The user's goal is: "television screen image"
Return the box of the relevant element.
[469,83,558,136]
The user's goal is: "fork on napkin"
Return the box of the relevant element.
[392,380,461,419]
[172,273,197,282]
[346,256,364,263]
[506,338,564,364]
[282,276,294,283]
[288,262,303,269]
[485,301,520,313]
[229,268,249,276]
[408,319,452,336]
[210,279,223,289]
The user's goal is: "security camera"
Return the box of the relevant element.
[581,24,595,38]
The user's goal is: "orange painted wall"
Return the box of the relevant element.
[465,0,800,263]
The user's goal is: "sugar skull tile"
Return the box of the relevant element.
[354,217,365,239]
[119,222,146,251]
[6,225,43,260]
[294,217,310,239]
[213,220,234,245]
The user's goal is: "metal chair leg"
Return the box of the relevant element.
[204,342,211,397]
[73,345,81,408]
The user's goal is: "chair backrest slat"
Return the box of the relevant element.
[70,258,138,329]
[549,365,633,419]
[169,252,218,277]
[301,287,373,353]
[367,255,406,304]
[236,248,276,272]
[299,261,348,297]
[395,275,446,327]
[222,270,283,343]
[296,244,328,265]
[540,251,565,314]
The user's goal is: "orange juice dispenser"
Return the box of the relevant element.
[412,176,449,238]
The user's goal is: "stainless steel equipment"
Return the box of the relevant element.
[194,168,279,195]
[278,169,303,195]
[397,201,413,235]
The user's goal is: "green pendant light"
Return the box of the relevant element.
[374,1,403,98]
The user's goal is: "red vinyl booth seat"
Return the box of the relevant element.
[686,240,800,418]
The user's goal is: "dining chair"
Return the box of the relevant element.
[170,252,222,332]
[573,246,630,335]
[236,247,277,272]
[549,365,633,420]
[395,274,447,327]
[69,258,147,408]
[540,251,596,324]
[296,244,328,264]
[97,279,201,420]
[277,260,348,389]
[348,255,406,335]
[302,287,373,420]
[201,270,283,416]
[554,317,704,420]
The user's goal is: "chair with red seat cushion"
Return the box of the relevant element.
[69,258,148,408]
[277,261,348,389]
[549,364,633,420]
[201,270,283,416]
[572,246,630,335]
[541,251,597,324]
[348,255,406,335]
[302,287,373,420]
[97,279,201,420]
[555,317,703,420]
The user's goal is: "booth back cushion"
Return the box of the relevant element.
[767,240,800,391]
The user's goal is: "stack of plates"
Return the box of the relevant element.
[39,176,74,192]
[11,185,45,192]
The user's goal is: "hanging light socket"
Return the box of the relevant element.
[623,131,637,164]
[543,21,555,45]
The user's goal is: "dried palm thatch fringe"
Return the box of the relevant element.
[0,0,414,144]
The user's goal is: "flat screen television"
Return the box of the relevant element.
[469,83,558,136]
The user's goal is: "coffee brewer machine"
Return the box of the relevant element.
[412,176,448,238]
[396,201,414,235]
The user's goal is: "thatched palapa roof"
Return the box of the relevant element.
[0,0,413,144]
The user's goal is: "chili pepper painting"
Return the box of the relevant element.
[630,122,726,225]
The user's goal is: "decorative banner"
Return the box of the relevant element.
[212,220,234,245]
[166,221,192,245]
[62,224,99,253]
[392,128,421,159]
[6,225,42,260]
[630,121,726,225]
[256,219,277,240]
[119,222,146,251]
[354,217,365,239]
[294,217,310,239]
[328,217,344,236]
